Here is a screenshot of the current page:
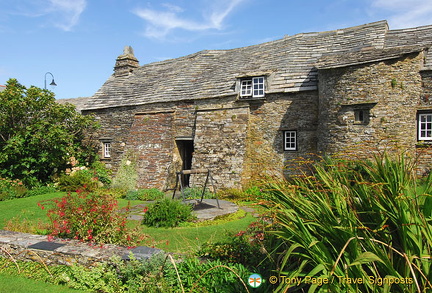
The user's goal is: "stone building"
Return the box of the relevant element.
[80,20,432,190]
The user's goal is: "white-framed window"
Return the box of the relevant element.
[284,131,297,151]
[252,77,265,97]
[103,142,112,158]
[240,79,252,97]
[240,76,265,98]
[418,113,432,140]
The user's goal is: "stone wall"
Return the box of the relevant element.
[417,69,432,174]
[192,107,249,189]
[85,101,196,190]
[0,230,161,267]
[242,92,319,181]
[85,91,320,190]
[90,105,137,171]
[127,111,175,189]
[317,52,424,159]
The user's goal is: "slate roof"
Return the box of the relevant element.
[316,45,428,69]
[84,20,432,110]
[56,97,91,112]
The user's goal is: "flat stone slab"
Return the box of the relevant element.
[28,241,66,251]
[186,199,239,221]
[122,246,162,260]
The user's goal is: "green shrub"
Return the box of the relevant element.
[56,169,98,192]
[111,153,138,191]
[25,185,57,197]
[142,198,195,228]
[62,260,125,292]
[90,161,112,185]
[244,185,264,198]
[62,254,171,293]
[164,257,252,293]
[263,153,432,292]
[125,188,165,201]
[198,233,262,266]
[0,256,70,285]
[218,185,263,202]
[62,254,252,293]
[97,187,126,199]
[0,177,27,201]
[197,218,280,288]
[56,162,112,192]
[181,187,214,199]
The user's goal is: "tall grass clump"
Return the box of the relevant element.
[263,153,432,292]
[111,152,138,192]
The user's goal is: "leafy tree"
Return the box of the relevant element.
[0,78,99,187]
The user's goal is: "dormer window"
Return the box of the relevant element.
[240,77,265,98]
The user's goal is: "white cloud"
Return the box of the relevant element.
[1,0,86,31]
[370,0,432,28]
[46,0,87,31]
[133,0,247,39]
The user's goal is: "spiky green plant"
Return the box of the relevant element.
[263,153,432,292]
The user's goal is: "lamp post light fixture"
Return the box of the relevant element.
[44,72,57,89]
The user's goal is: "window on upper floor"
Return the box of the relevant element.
[240,77,265,98]
[284,130,297,151]
[418,112,432,141]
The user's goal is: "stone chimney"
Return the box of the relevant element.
[114,46,139,77]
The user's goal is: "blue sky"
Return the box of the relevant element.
[1,0,432,100]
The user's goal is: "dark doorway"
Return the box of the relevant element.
[176,139,194,187]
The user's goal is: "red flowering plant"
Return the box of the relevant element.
[39,189,146,246]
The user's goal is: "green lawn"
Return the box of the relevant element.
[0,193,256,254]
[137,212,256,253]
[0,192,65,228]
[0,192,142,228]
[0,273,85,293]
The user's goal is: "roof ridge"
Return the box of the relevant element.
[388,23,432,33]
[286,20,389,38]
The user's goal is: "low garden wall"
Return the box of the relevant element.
[0,230,162,267]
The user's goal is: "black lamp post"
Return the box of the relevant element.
[44,72,57,89]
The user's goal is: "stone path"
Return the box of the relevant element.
[186,199,239,220]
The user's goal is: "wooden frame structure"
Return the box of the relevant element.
[172,169,220,209]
